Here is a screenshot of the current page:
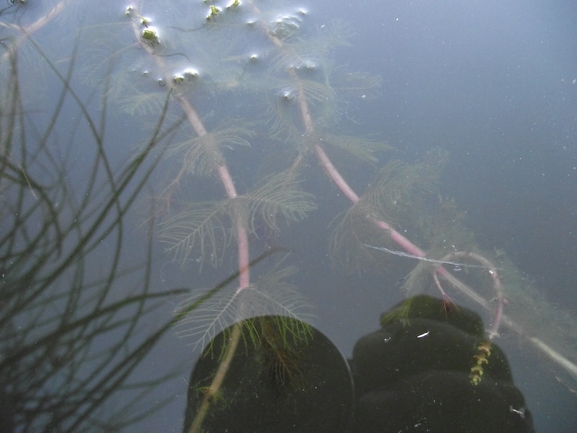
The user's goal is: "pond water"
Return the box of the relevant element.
[1,0,576,432]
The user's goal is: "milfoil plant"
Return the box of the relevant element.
[14,0,573,431]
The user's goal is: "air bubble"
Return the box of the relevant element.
[269,14,301,39]
[183,68,199,80]
[280,90,294,101]
[305,61,317,71]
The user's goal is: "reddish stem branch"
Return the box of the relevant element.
[440,251,504,339]
[281,25,504,337]
[128,9,251,291]
[0,0,68,63]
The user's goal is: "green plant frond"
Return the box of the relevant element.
[297,77,339,125]
[496,256,577,359]
[271,41,328,74]
[329,203,395,272]
[316,19,354,49]
[77,20,136,83]
[421,199,477,253]
[329,154,444,271]
[362,152,447,224]
[240,266,315,326]
[173,286,241,353]
[120,90,169,117]
[243,315,311,393]
[331,68,382,100]
[296,77,335,105]
[209,123,255,148]
[264,88,303,141]
[368,161,430,214]
[169,134,225,178]
[231,171,316,236]
[330,152,451,271]
[1,42,50,110]
[380,297,414,327]
[158,199,231,268]
[167,122,254,176]
[269,20,351,74]
[269,43,325,75]
[322,134,392,164]
[193,9,255,47]
[174,266,313,356]
[400,260,436,297]
[264,77,337,130]
[264,77,335,140]
[237,294,314,357]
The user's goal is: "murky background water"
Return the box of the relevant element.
[1,0,576,432]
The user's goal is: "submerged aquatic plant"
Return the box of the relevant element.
[11,0,574,431]
[120,1,577,431]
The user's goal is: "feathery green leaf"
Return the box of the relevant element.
[235,171,317,236]
[174,266,314,355]
[158,200,231,268]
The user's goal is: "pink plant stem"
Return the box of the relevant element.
[216,162,250,290]
[440,251,504,339]
[176,97,251,291]
[246,0,577,388]
[294,53,504,337]
[313,144,359,203]
[293,55,430,262]
[172,65,250,433]
[372,218,427,259]
[314,147,429,262]
[1,0,67,63]
[129,11,250,291]
[317,132,504,336]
